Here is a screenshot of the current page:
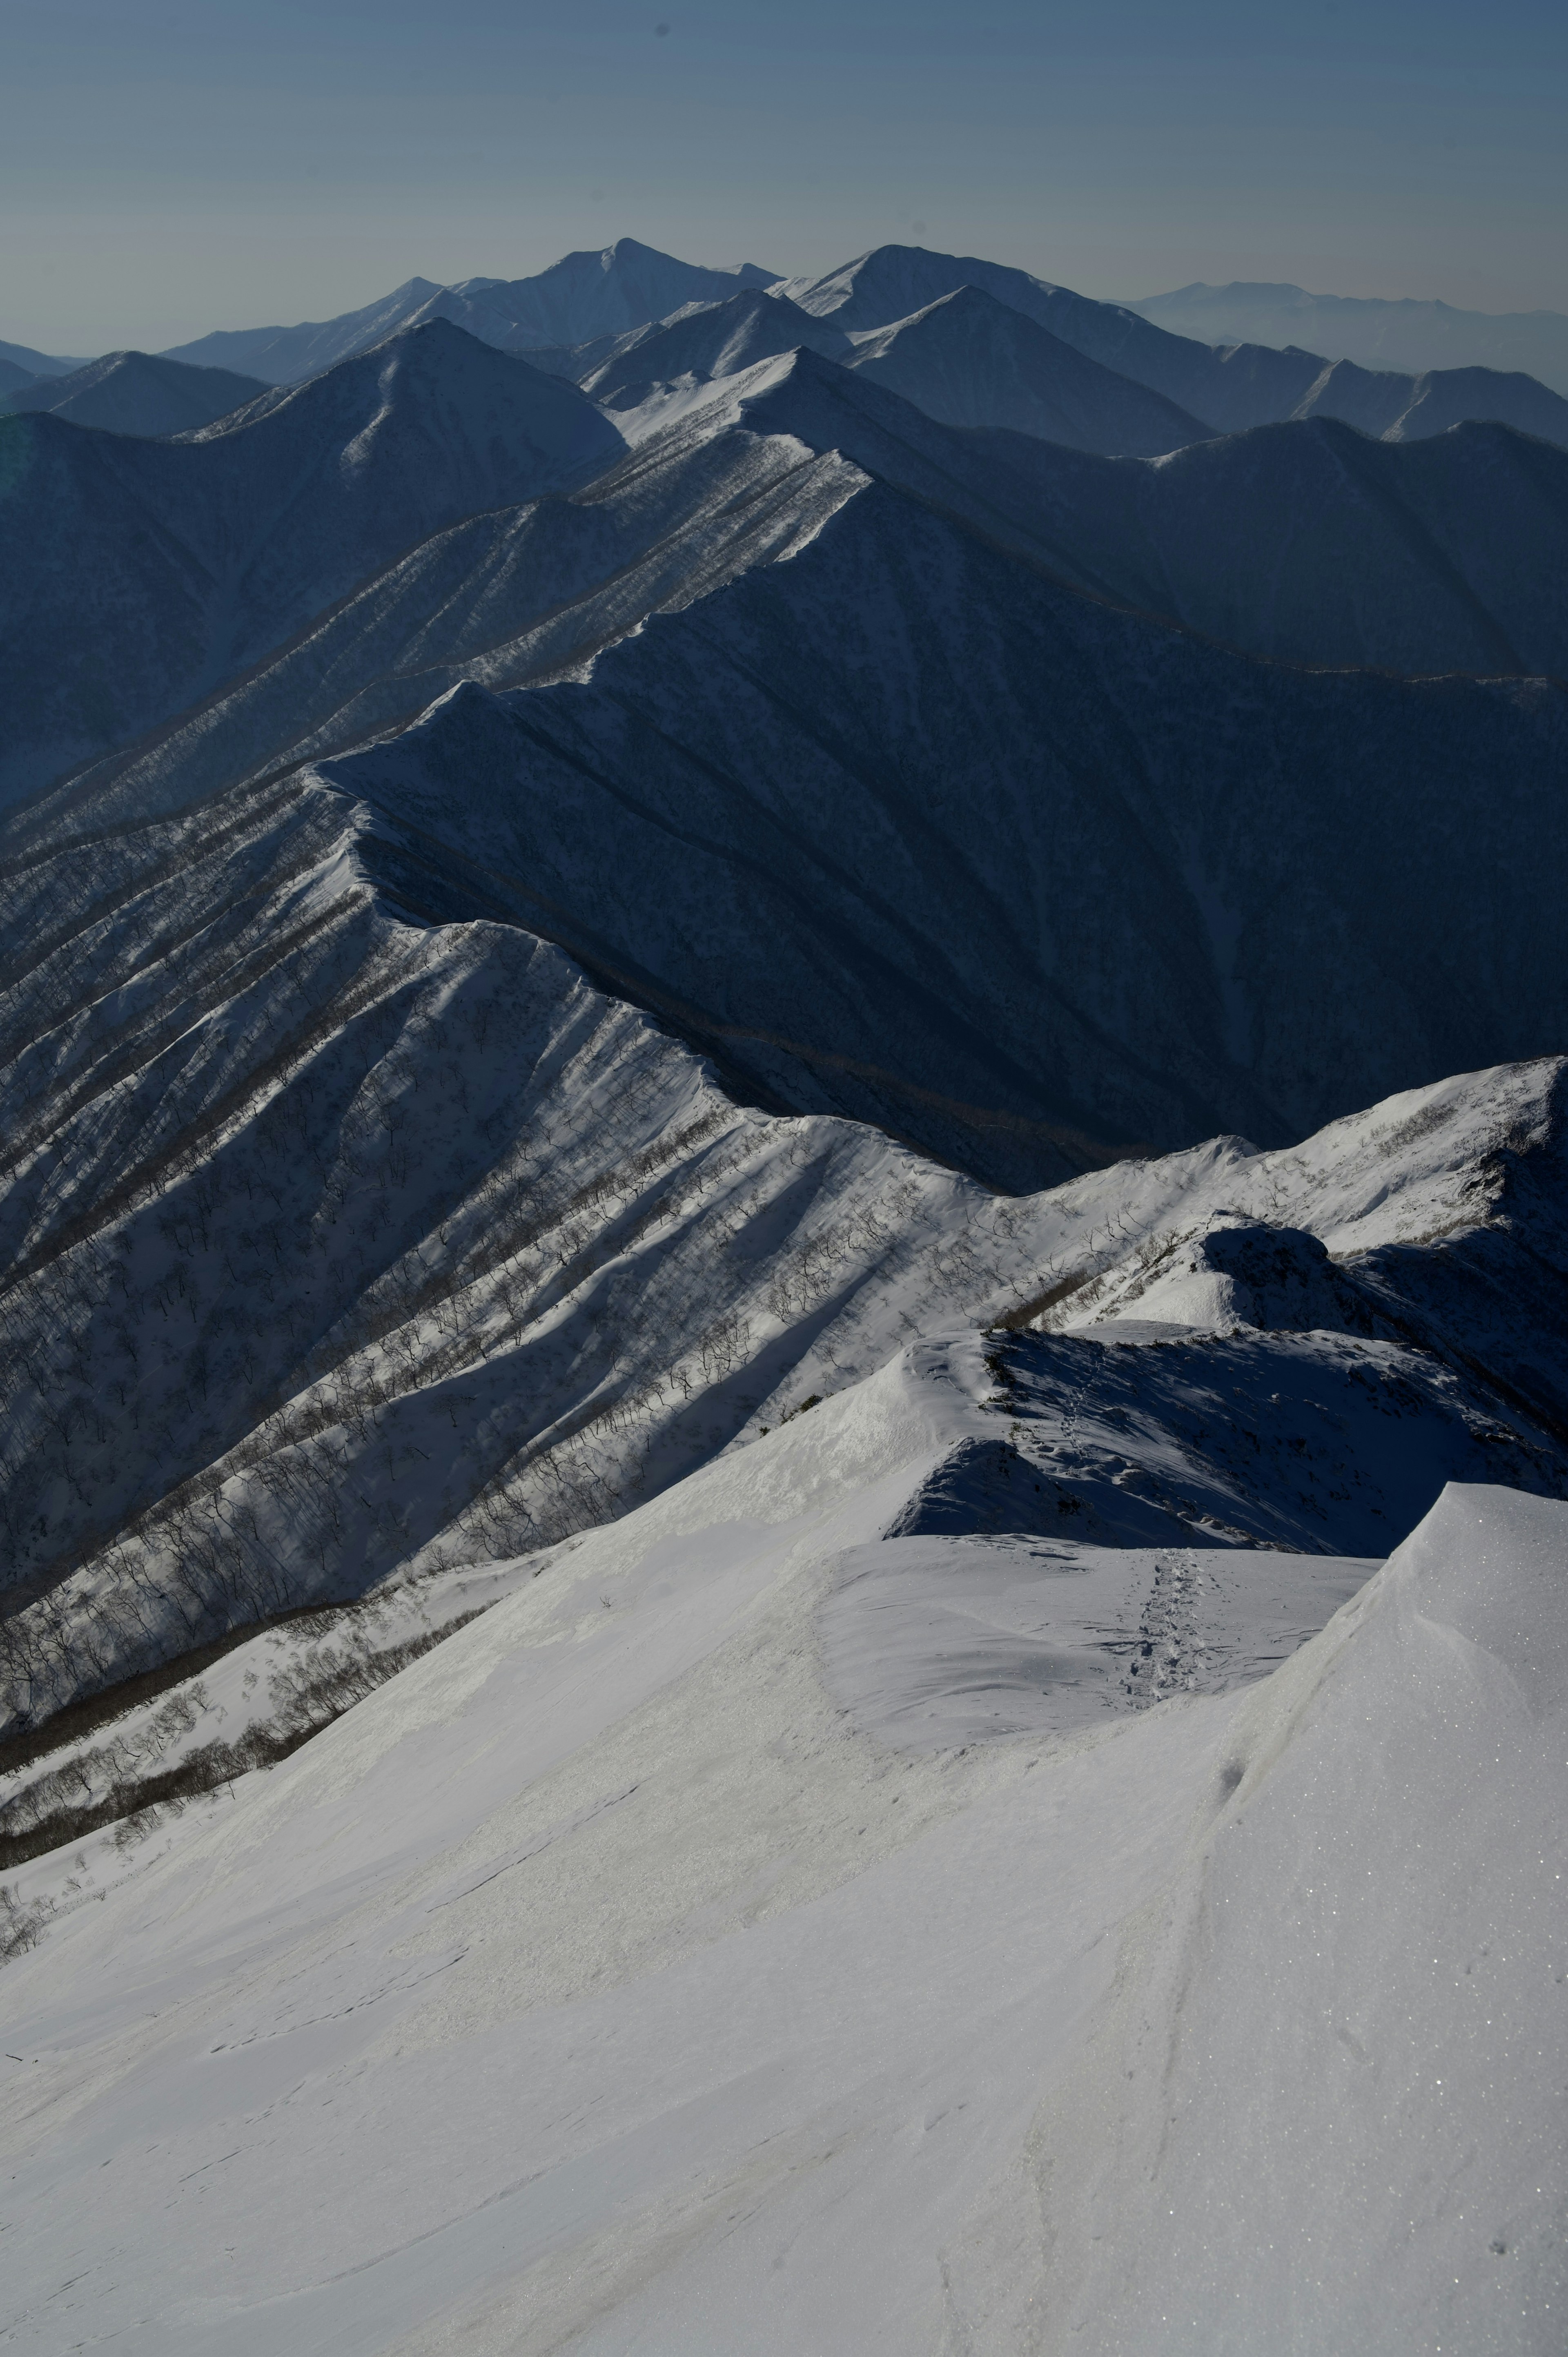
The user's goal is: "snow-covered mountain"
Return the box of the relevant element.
[841,284,1209,454]
[573,283,1205,459]
[12,338,1568,1190]
[1132,279,1568,397]
[783,244,1568,443]
[573,285,854,404]
[0,349,267,437]
[3,230,1567,2350]
[406,239,783,354]
[0,321,624,803]
[158,274,448,384]
[1,1038,1565,2346]
[160,243,782,385]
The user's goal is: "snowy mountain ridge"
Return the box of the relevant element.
[1,227,1566,2353]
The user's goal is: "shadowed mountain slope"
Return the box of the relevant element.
[2,349,268,437]
[840,286,1208,454]
[0,336,84,379]
[0,321,624,803]
[11,349,1566,1201]
[403,239,783,355]
[978,413,1568,675]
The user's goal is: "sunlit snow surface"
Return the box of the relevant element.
[1,1332,1562,2352]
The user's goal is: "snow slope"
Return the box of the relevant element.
[0,348,267,437]
[1,1376,1561,2351]
[575,286,855,404]
[1132,278,1568,397]
[0,678,1563,1744]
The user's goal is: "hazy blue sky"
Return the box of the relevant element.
[3,0,1564,353]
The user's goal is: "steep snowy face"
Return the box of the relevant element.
[12,397,868,832]
[972,413,1568,674]
[840,284,1209,455]
[0,321,625,803]
[0,350,266,437]
[579,288,854,405]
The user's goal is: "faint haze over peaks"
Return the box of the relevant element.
[0,0,1564,352]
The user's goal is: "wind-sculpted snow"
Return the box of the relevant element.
[0,320,624,805]
[0,1351,1562,2349]
[0,349,267,437]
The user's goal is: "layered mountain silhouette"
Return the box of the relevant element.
[0,321,624,800]
[1131,279,1568,396]
[163,241,782,383]
[780,245,1568,443]
[1,349,267,436]
[0,334,81,379]
[138,239,1568,450]
[842,286,1205,452]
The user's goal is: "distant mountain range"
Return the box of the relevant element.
[1,349,266,436]
[1131,280,1568,397]
[0,334,84,380]
[160,240,781,382]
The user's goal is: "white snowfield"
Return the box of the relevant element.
[1,1319,1562,2352]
